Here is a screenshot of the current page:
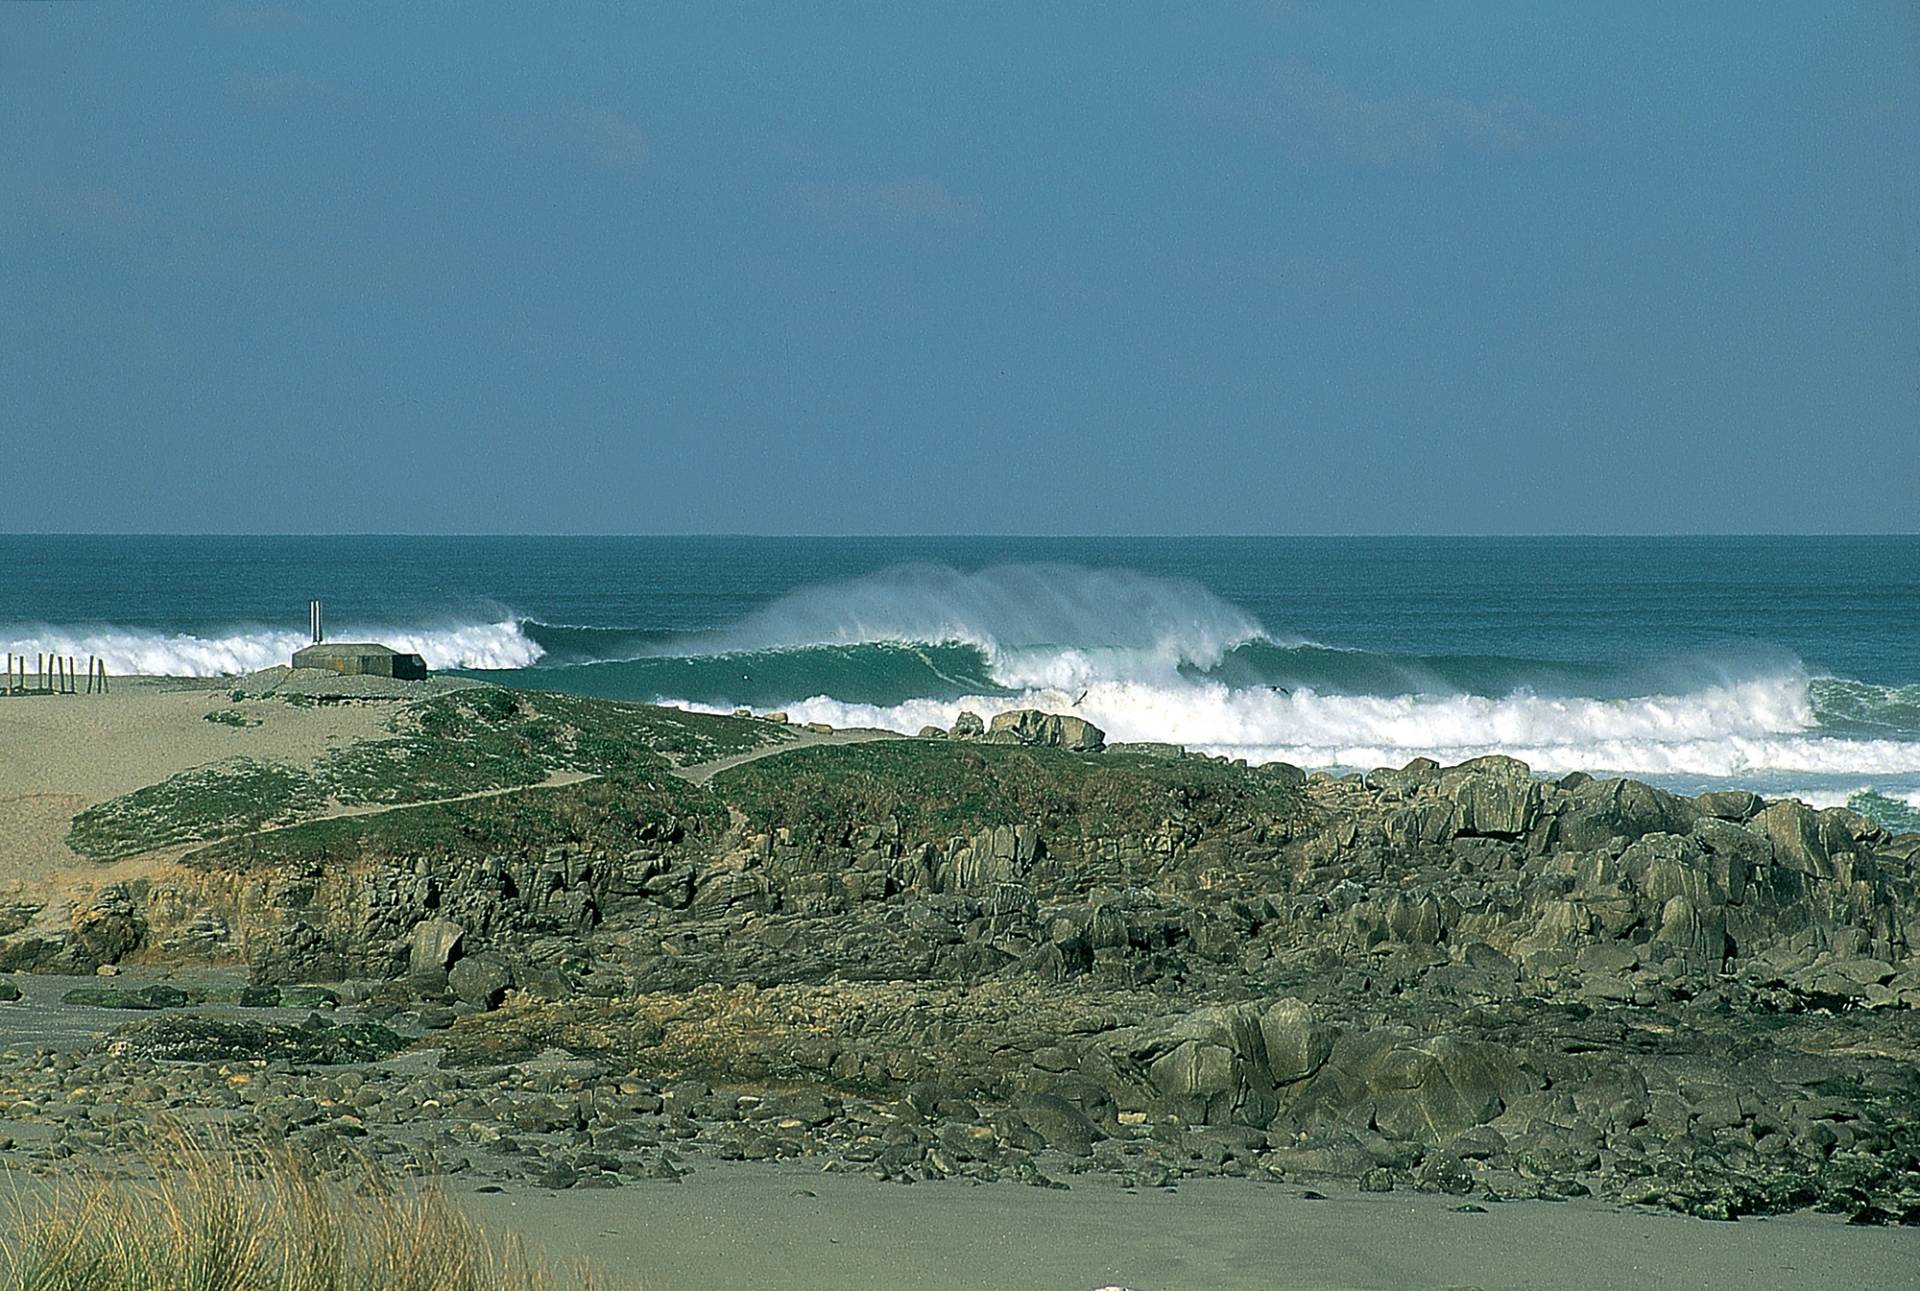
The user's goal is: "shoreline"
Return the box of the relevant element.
[0,671,1915,1282]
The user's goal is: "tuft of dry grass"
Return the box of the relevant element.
[0,1134,614,1291]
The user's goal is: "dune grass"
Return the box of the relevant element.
[0,1135,615,1291]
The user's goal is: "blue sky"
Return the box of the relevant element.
[4,2,1915,534]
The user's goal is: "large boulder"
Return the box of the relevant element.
[1650,894,1727,961]
[1439,757,1539,837]
[407,919,465,976]
[1620,833,1715,909]
[984,709,1106,753]
[448,954,512,1010]
[1385,801,1459,849]
[1554,778,1699,850]
[1695,790,1763,822]
[1135,1003,1275,1126]
[71,884,145,966]
[1690,816,1770,903]
[1259,998,1336,1084]
[1753,800,1829,877]
[1288,1028,1538,1146]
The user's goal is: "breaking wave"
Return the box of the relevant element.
[0,619,543,675]
[23,561,1916,794]
[510,562,1920,788]
[703,673,1920,781]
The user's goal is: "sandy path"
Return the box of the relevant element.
[675,727,906,785]
[475,1162,1919,1291]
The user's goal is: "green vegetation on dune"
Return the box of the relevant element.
[187,772,723,872]
[320,687,779,804]
[67,689,781,861]
[64,759,329,861]
[714,740,1304,847]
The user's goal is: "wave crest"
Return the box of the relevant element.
[695,562,1270,683]
[1,620,543,676]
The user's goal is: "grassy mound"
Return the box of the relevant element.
[714,740,1305,848]
[65,758,328,861]
[68,690,780,861]
[188,772,723,872]
[0,1135,614,1291]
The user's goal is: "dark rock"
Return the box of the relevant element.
[104,1015,406,1064]
[1017,1095,1102,1157]
[70,885,145,966]
[449,955,512,1010]
[62,984,189,1010]
[1695,791,1764,822]
[279,985,339,1010]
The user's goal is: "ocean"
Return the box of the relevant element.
[3,535,1917,827]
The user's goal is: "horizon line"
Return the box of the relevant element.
[3,531,1917,541]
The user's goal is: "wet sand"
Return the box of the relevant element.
[475,1160,1919,1291]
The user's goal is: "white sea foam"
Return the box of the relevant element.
[0,620,543,676]
[692,672,1920,782]
[1784,786,1920,811]
[693,562,1272,679]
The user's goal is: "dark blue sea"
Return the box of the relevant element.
[3,535,1917,824]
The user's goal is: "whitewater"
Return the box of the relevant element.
[4,535,1916,820]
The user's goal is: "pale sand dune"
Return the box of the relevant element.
[475,1164,1918,1291]
[0,679,393,880]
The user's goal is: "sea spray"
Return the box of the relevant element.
[0,619,542,676]
[686,672,1920,782]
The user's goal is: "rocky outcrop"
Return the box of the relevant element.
[982,710,1106,753]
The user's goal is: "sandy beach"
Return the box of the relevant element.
[475,1161,1919,1291]
[0,679,390,877]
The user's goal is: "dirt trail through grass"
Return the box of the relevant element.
[674,727,905,784]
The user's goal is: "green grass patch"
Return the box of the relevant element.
[69,689,781,861]
[713,740,1304,848]
[319,689,786,804]
[187,772,724,872]
[66,759,328,861]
